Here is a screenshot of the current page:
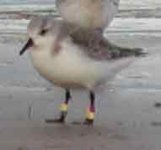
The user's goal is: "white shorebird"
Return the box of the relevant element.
[56,0,120,30]
[20,16,140,125]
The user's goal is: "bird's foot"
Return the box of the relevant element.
[71,108,95,126]
[45,117,65,124]
[83,108,95,126]
[71,119,94,126]
[45,111,67,124]
[83,119,94,126]
[45,103,68,124]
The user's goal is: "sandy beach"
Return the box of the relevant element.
[0,0,161,150]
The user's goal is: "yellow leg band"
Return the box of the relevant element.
[86,108,95,120]
[60,103,68,112]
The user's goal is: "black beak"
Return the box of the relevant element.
[19,38,33,56]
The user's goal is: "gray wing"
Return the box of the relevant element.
[68,26,144,60]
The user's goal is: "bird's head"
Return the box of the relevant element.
[19,16,63,55]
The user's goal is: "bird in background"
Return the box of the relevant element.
[19,16,144,125]
[56,0,120,30]
[55,0,120,51]
[55,0,144,58]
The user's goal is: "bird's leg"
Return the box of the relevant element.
[84,91,96,126]
[45,89,71,124]
[58,89,71,123]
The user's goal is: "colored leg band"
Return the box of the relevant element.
[60,103,68,112]
[86,108,95,120]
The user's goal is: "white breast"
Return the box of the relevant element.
[30,41,108,89]
[30,37,133,90]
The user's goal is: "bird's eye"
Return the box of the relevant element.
[39,29,48,36]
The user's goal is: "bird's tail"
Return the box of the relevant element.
[100,57,136,82]
[107,41,147,58]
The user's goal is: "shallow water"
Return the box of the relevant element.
[0,0,55,5]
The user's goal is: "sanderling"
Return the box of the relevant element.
[55,0,144,59]
[19,16,141,125]
[56,0,120,30]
